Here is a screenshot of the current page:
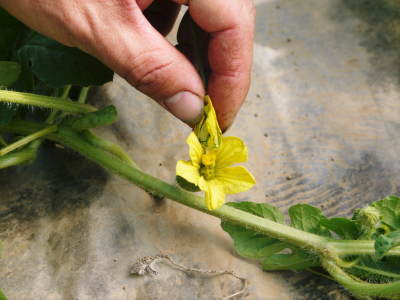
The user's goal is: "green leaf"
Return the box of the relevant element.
[262,250,317,271]
[0,8,24,60]
[0,104,16,126]
[222,202,322,271]
[17,33,113,87]
[176,175,200,192]
[375,230,400,259]
[321,218,359,239]
[288,204,331,237]
[227,201,285,223]
[0,289,6,300]
[0,61,21,87]
[221,202,285,259]
[371,195,400,230]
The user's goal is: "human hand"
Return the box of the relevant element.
[0,0,255,130]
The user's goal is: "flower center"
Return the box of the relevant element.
[199,151,217,180]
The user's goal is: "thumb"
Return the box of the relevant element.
[84,3,205,125]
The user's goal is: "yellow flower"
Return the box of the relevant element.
[176,133,256,210]
[177,95,256,210]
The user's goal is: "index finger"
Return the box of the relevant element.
[175,0,255,130]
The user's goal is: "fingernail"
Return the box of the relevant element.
[164,91,204,124]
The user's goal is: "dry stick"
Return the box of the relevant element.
[130,254,248,300]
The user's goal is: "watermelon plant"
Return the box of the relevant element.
[0,8,399,299]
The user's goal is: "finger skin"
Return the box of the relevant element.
[175,0,256,130]
[0,0,255,129]
[0,0,205,123]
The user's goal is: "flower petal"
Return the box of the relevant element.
[186,132,203,166]
[194,96,222,149]
[204,96,222,149]
[216,137,248,169]
[176,160,200,185]
[215,166,256,194]
[198,176,208,192]
[204,179,226,210]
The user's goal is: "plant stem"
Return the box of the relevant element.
[0,125,57,156]
[1,120,328,251]
[0,140,40,169]
[322,259,400,297]
[81,130,138,168]
[78,86,91,104]
[0,90,96,113]
[352,265,400,279]
[329,240,400,256]
[46,85,72,123]
[2,120,400,258]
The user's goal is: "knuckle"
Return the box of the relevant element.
[123,49,174,91]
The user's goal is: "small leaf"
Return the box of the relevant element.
[176,175,200,192]
[371,195,400,230]
[375,230,400,259]
[289,204,331,237]
[0,61,21,87]
[321,218,359,239]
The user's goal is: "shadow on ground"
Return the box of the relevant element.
[0,142,108,237]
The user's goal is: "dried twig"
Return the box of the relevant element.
[130,254,249,300]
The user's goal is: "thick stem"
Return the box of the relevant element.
[0,90,96,113]
[329,240,400,257]
[322,259,400,297]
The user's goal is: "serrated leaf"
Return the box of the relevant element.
[371,195,400,230]
[289,204,331,237]
[375,230,400,259]
[321,218,359,240]
[0,61,21,87]
[17,33,113,87]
